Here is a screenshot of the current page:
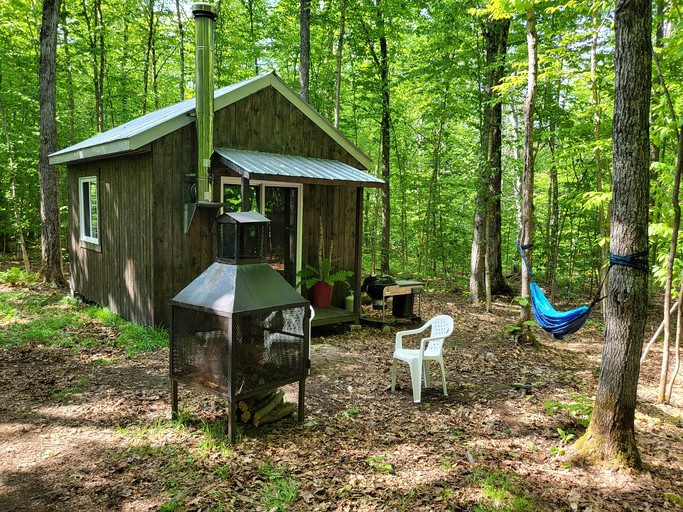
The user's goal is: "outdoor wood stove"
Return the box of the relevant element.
[170,211,310,443]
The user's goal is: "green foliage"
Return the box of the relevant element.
[365,455,393,473]
[258,462,299,511]
[467,467,534,511]
[0,0,680,301]
[0,288,167,356]
[296,259,353,288]
[0,267,37,286]
[543,393,594,427]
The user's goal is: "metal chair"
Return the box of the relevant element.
[390,314,453,402]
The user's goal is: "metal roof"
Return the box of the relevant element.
[49,72,372,169]
[213,148,384,188]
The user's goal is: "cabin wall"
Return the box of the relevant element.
[68,153,154,325]
[301,184,361,307]
[70,84,369,327]
[214,86,364,169]
[151,123,214,327]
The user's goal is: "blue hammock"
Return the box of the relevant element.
[519,244,648,340]
[529,283,591,340]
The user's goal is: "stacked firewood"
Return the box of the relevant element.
[236,390,297,427]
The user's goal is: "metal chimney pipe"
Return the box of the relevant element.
[193,2,217,203]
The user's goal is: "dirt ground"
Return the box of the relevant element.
[1,280,682,511]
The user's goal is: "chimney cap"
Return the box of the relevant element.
[192,2,217,19]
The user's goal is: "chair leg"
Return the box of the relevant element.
[409,358,422,403]
[390,359,397,392]
[439,358,447,396]
[423,360,431,388]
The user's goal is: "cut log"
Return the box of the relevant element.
[252,390,285,425]
[237,390,272,412]
[250,391,277,413]
[240,410,251,423]
[253,402,297,427]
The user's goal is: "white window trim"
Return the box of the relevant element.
[220,177,303,286]
[78,176,99,245]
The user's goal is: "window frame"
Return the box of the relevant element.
[78,175,100,247]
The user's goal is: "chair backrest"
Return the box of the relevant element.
[424,314,454,355]
[428,314,454,339]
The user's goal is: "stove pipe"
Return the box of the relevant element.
[193,2,216,203]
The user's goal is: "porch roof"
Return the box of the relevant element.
[213,148,384,188]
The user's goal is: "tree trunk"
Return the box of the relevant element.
[175,0,186,101]
[334,0,346,128]
[299,0,311,102]
[81,0,104,131]
[520,8,537,325]
[39,0,66,287]
[471,17,510,303]
[142,0,155,114]
[61,2,76,145]
[651,49,683,404]
[592,4,609,321]
[576,0,651,469]
[373,0,391,275]
[0,74,30,271]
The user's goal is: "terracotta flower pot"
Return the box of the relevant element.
[312,281,333,308]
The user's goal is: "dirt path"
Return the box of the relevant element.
[1,286,682,511]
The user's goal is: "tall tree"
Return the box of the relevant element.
[39,0,66,286]
[470,16,510,304]
[376,0,391,274]
[519,7,537,325]
[299,0,310,102]
[576,0,651,469]
[333,0,346,128]
[175,0,186,101]
[81,0,105,132]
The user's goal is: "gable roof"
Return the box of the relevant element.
[49,71,372,169]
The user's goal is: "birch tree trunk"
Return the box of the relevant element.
[576,0,651,469]
[520,8,537,325]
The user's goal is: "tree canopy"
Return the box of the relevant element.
[0,1,681,310]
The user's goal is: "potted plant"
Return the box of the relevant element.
[297,258,353,308]
[297,220,353,308]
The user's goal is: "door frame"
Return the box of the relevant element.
[220,176,303,288]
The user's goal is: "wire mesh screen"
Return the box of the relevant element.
[171,304,307,398]
[216,218,266,261]
[171,306,231,392]
[233,306,306,395]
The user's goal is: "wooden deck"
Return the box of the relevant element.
[311,306,358,327]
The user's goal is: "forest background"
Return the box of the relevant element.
[0,0,681,304]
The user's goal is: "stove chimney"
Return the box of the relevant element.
[193,2,217,203]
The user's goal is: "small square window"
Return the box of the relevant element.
[79,176,99,245]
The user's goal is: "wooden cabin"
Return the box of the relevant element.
[49,71,382,327]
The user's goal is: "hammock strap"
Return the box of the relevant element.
[518,243,534,278]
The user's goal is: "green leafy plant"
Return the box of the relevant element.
[550,427,575,456]
[296,259,353,288]
[258,462,299,511]
[365,455,393,472]
[296,218,353,288]
[0,267,37,286]
[467,468,534,511]
[543,393,593,427]
[340,403,361,419]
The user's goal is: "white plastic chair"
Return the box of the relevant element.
[390,314,453,403]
